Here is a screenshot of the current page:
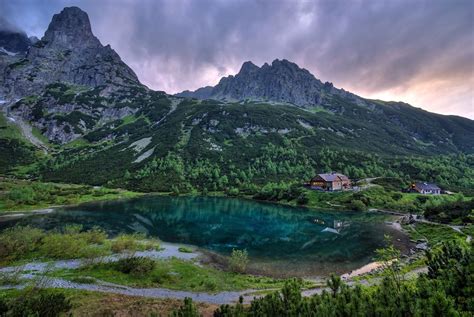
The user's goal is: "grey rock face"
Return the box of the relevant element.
[0,30,31,55]
[42,6,101,50]
[176,86,213,99]
[1,6,141,99]
[176,59,364,109]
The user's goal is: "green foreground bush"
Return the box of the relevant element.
[0,288,71,317]
[115,256,156,277]
[229,249,249,273]
[0,225,159,264]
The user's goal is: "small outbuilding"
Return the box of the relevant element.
[410,182,441,195]
[310,172,351,191]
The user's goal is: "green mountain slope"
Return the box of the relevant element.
[12,84,467,193]
[1,6,473,194]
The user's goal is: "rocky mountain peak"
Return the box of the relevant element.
[177,58,335,107]
[1,6,141,99]
[239,61,259,74]
[42,6,100,49]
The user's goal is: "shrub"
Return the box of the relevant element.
[170,297,200,317]
[204,280,217,291]
[227,187,240,196]
[392,193,403,201]
[296,193,309,205]
[416,196,429,205]
[178,247,193,253]
[111,233,142,253]
[0,226,45,261]
[63,224,83,234]
[0,271,21,286]
[7,289,71,317]
[229,249,249,273]
[0,297,7,316]
[350,199,366,211]
[81,226,108,244]
[115,256,156,276]
[39,233,88,259]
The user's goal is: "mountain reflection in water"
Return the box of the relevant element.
[3,195,409,277]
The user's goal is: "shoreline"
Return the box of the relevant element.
[0,189,418,282]
[0,192,147,220]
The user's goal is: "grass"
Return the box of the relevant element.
[308,106,334,115]
[53,258,288,292]
[119,115,139,126]
[0,178,142,214]
[178,247,193,253]
[31,126,52,146]
[403,222,465,246]
[461,224,474,237]
[64,138,90,148]
[302,186,470,216]
[0,113,24,140]
[305,190,350,209]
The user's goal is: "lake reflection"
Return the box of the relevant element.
[3,195,408,277]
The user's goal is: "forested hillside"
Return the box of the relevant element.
[0,6,473,196]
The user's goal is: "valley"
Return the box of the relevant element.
[0,5,472,316]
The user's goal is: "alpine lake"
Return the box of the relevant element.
[0,195,410,278]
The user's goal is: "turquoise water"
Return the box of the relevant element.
[1,196,409,277]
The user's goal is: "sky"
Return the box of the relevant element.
[1,0,473,118]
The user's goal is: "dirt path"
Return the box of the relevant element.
[2,278,253,305]
[5,265,427,304]
[0,243,199,274]
[0,249,428,305]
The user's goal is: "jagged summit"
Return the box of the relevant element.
[176,58,354,108]
[239,61,259,74]
[1,6,141,99]
[42,6,101,49]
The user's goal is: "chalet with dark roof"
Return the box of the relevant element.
[410,182,441,195]
[310,172,351,191]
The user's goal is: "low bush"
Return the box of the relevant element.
[81,226,108,244]
[111,233,143,253]
[115,256,156,277]
[350,199,366,211]
[39,233,89,259]
[0,225,112,263]
[111,233,159,253]
[0,271,21,286]
[424,199,474,224]
[170,297,200,317]
[178,247,193,253]
[0,226,45,262]
[229,249,249,273]
[6,289,71,317]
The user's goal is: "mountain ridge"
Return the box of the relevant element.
[0,6,473,189]
[176,58,369,110]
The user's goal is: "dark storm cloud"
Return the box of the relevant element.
[1,0,473,117]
